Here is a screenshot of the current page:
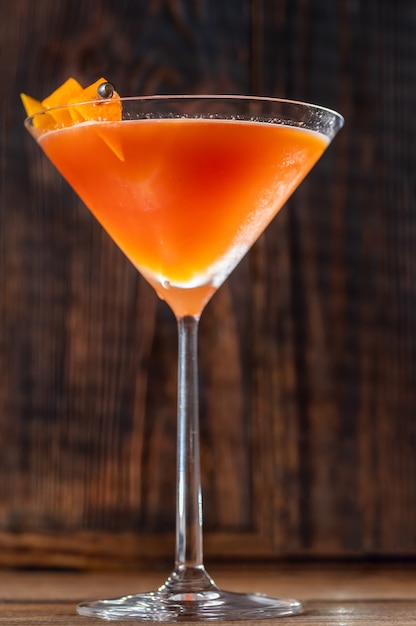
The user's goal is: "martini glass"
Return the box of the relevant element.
[25,94,343,621]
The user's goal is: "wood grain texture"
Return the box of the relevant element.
[1,565,416,624]
[258,0,416,556]
[1,0,416,568]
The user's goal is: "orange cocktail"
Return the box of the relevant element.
[24,86,343,621]
[39,118,327,316]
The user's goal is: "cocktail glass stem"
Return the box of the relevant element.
[159,314,217,595]
[176,315,203,570]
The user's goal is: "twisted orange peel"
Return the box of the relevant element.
[21,77,123,160]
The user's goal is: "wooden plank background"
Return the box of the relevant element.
[1,0,416,568]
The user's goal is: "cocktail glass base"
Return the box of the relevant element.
[77,566,302,621]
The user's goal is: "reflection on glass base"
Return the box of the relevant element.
[77,588,302,621]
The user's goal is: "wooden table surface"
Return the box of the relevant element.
[0,563,415,624]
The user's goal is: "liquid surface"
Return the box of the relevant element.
[39,118,327,316]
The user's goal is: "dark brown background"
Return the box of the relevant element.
[0,0,415,569]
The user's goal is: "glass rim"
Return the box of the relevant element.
[25,93,344,126]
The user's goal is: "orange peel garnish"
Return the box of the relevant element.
[68,78,124,161]
[68,78,121,122]
[20,93,44,117]
[41,77,83,126]
[21,77,123,160]
[20,93,54,129]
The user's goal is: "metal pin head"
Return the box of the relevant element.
[97,82,115,99]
